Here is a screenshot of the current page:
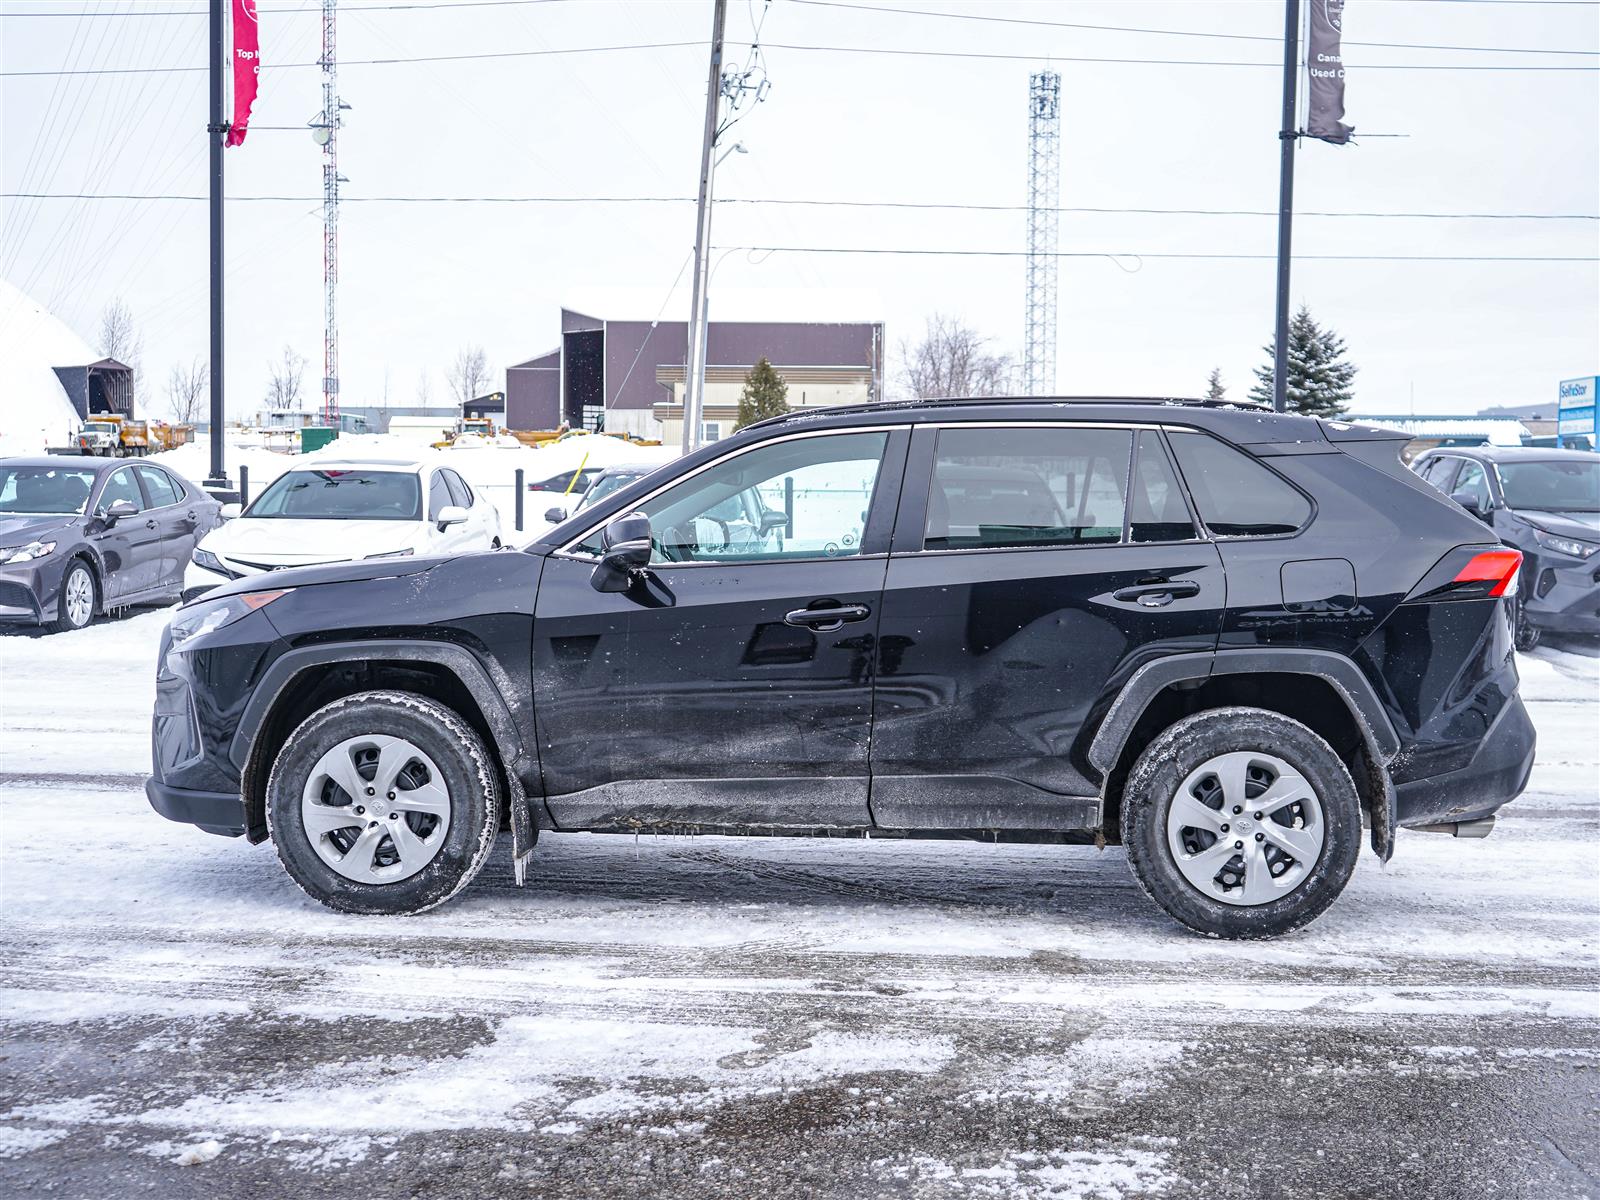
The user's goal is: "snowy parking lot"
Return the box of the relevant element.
[1,609,1596,1199]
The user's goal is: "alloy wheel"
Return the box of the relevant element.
[1165,751,1326,907]
[64,567,94,628]
[301,734,452,884]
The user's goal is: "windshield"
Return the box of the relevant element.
[246,469,422,521]
[577,472,644,510]
[0,466,97,515]
[84,423,116,433]
[1498,460,1600,513]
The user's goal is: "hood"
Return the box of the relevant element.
[201,517,422,568]
[1515,510,1600,538]
[0,514,74,548]
[195,553,446,605]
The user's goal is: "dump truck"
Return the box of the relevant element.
[76,414,151,457]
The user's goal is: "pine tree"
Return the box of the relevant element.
[734,357,791,430]
[1248,305,1357,417]
[1205,367,1226,402]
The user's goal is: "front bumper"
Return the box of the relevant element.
[1396,694,1537,828]
[145,778,246,837]
[1524,553,1600,634]
[0,558,64,625]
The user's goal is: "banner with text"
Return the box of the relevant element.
[1307,0,1353,144]
[226,0,260,147]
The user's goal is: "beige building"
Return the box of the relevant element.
[653,363,878,446]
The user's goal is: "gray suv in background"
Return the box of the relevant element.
[1412,445,1600,649]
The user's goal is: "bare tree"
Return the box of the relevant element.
[894,315,1014,401]
[416,369,434,406]
[165,358,208,424]
[446,345,490,406]
[98,298,143,402]
[265,346,307,412]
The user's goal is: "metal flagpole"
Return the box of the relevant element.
[205,0,229,487]
[1272,0,1302,415]
[681,0,727,456]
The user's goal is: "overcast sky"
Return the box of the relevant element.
[2,0,1597,421]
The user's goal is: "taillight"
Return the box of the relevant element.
[1451,549,1522,598]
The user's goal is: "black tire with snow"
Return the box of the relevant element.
[1120,706,1362,939]
[1513,597,1542,652]
[46,559,97,634]
[267,690,501,915]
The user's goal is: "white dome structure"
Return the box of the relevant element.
[0,279,92,455]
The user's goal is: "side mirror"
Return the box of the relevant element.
[544,505,568,524]
[1450,491,1488,520]
[590,511,652,593]
[221,502,243,521]
[435,504,469,531]
[101,498,138,526]
[758,509,791,536]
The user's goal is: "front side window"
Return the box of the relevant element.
[428,473,453,521]
[98,467,145,513]
[1419,456,1459,490]
[1168,431,1311,536]
[926,426,1130,551]
[577,431,888,563]
[135,465,182,507]
[1453,461,1492,508]
[1497,460,1599,513]
[0,466,97,515]
[247,470,422,521]
[443,469,473,509]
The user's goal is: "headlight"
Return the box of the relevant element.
[192,548,229,576]
[2,540,56,564]
[1532,529,1599,559]
[365,547,415,560]
[168,589,288,649]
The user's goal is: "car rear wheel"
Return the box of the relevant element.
[47,560,97,633]
[1513,596,1541,652]
[267,690,501,914]
[1120,707,1362,939]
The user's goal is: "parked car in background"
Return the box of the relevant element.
[183,457,503,601]
[539,463,661,526]
[526,465,605,498]
[148,399,1535,938]
[1411,445,1599,649]
[0,456,218,632]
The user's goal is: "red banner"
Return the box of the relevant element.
[226,0,259,147]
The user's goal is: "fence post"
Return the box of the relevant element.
[514,468,524,532]
[239,464,249,507]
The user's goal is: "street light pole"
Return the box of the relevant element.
[681,0,727,456]
[205,0,230,488]
[1271,0,1301,415]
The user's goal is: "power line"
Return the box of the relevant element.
[714,244,1600,263]
[786,0,1600,57]
[0,0,575,15]
[4,191,1595,221]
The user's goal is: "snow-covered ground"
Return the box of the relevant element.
[1,612,1596,1198]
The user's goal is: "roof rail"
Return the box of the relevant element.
[744,393,1272,431]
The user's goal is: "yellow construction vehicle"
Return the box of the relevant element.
[76,413,151,457]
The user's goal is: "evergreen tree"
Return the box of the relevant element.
[734,357,791,430]
[1205,367,1226,402]
[1248,305,1357,417]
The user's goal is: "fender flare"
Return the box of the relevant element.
[232,639,539,880]
[1088,648,1400,861]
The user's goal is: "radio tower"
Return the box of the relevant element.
[1023,71,1060,397]
[317,0,342,425]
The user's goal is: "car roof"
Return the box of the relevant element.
[0,454,116,471]
[1416,445,1599,463]
[290,458,431,473]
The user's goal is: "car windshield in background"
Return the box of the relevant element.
[246,470,422,521]
[579,472,645,508]
[1498,460,1600,513]
[0,466,97,515]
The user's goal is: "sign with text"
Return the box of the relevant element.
[1307,0,1354,144]
[1557,376,1598,445]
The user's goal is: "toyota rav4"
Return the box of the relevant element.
[145,398,1536,938]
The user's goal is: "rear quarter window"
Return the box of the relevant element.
[1168,430,1311,536]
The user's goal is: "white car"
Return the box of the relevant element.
[183,457,502,600]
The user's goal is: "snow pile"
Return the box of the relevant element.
[0,279,92,453]
[172,1139,223,1166]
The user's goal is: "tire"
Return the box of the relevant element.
[267,690,501,914]
[1120,707,1362,939]
[47,560,98,633]
[1513,598,1541,652]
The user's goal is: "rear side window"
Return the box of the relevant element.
[1129,432,1197,543]
[1168,431,1311,536]
[926,426,1130,550]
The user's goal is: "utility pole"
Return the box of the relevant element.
[1023,71,1061,398]
[681,0,728,456]
[318,0,343,428]
[1271,0,1302,414]
[205,0,229,488]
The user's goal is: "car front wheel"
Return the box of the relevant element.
[267,690,502,914]
[47,560,97,633]
[1120,707,1362,939]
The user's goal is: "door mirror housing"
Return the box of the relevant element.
[435,504,469,531]
[1450,491,1489,520]
[220,502,243,521]
[100,497,138,526]
[591,511,653,593]
[544,505,568,525]
[758,509,791,536]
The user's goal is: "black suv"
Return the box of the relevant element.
[1410,445,1599,650]
[145,399,1536,938]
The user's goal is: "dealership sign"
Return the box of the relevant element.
[1557,376,1599,445]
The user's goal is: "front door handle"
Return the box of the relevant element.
[145,519,159,530]
[784,603,871,632]
[1113,580,1201,607]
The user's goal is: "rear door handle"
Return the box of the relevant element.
[145,519,159,530]
[784,603,871,632]
[1113,580,1201,607]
